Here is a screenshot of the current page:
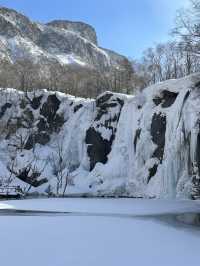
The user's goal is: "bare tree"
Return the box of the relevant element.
[132,39,200,90]
[49,138,69,195]
[173,0,200,55]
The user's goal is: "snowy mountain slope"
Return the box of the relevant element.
[0,6,131,72]
[0,73,200,198]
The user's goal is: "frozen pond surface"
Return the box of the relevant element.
[0,198,200,266]
[0,208,200,228]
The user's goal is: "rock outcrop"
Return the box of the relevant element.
[47,20,98,45]
[0,6,132,73]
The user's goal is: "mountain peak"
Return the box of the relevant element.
[47,20,98,45]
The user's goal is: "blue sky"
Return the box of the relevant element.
[0,0,189,58]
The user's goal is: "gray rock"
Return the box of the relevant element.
[47,20,98,45]
[0,6,133,74]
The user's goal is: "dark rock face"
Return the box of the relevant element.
[148,112,166,182]
[192,125,200,199]
[148,164,158,183]
[151,113,166,162]
[195,81,200,88]
[28,95,43,110]
[153,97,162,106]
[196,131,200,176]
[40,94,64,133]
[86,92,124,170]
[0,102,12,119]
[134,128,141,152]
[0,93,65,151]
[86,128,114,170]
[153,90,178,108]
[161,91,178,108]
[37,118,48,132]
[74,104,83,113]
[40,94,60,121]
[96,92,113,106]
[22,94,65,150]
[52,113,65,132]
[192,130,200,200]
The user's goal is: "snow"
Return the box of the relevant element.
[0,198,200,266]
[0,19,111,67]
[1,74,200,198]
[56,53,87,66]
[1,34,95,67]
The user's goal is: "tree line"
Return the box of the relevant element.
[0,56,134,98]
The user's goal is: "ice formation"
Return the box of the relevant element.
[0,73,200,198]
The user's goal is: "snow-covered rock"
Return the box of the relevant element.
[0,7,131,72]
[0,73,200,198]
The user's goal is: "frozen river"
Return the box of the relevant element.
[0,198,200,266]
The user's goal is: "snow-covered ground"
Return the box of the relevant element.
[0,198,200,266]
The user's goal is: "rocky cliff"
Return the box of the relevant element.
[0,6,131,72]
[46,20,98,45]
[0,74,200,199]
